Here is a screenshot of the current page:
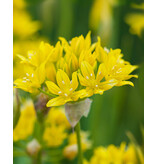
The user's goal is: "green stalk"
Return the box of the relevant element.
[38,88,55,97]
[75,122,83,164]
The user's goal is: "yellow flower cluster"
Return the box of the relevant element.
[13,100,36,142]
[85,142,143,164]
[63,131,91,160]
[13,0,40,39]
[43,107,91,154]
[14,32,138,107]
[43,107,70,147]
[125,3,144,37]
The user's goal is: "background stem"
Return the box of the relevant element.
[75,122,83,164]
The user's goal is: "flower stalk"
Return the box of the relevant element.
[75,122,83,164]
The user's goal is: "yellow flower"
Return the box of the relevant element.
[14,63,45,93]
[43,107,70,147]
[43,124,67,147]
[60,31,95,58]
[89,0,118,43]
[45,63,56,83]
[13,33,138,107]
[13,100,36,142]
[13,10,40,39]
[125,3,144,37]
[63,131,91,160]
[45,107,71,129]
[78,61,117,98]
[87,142,138,164]
[46,70,83,107]
[123,144,138,164]
[96,46,138,86]
[17,41,54,67]
[13,0,41,39]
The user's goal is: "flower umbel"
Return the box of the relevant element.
[13,32,138,107]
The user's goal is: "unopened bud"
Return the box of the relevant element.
[26,139,41,157]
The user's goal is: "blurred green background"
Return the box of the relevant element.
[14,0,144,163]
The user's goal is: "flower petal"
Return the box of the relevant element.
[71,72,78,91]
[56,69,70,89]
[116,81,134,87]
[96,63,107,82]
[81,61,95,79]
[46,81,61,95]
[78,73,89,86]
[100,79,117,91]
[46,97,67,107]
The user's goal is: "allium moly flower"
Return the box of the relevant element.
[14,63,45,93]
[13,0,40,38]
[13,32,138,108]
[45,107,71,129]
[13,10,40,39]
[78,61,117,98]
[43,107,69,147]
[17,41,54,67]
[59,31,94,57]
[46,70,84,107]
[96,45,138,87]
[86,142,138,164]
[13,100,36,142]
[63,131,91,160]
[43,124,67,147]
[125,3,144,37]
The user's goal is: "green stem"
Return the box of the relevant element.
[38,88,55,97]
[75,122,83,164]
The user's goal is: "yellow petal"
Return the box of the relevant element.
[85,31,91,48]
[46,97,68,107]
[75,89,93,99]
[81,61,95,79]
[116,81,134,87]
[35,63,45,84]
[96,63,107,82]
[46,81,61,95]
[71,72,78,91]
[56,69,71,89]
[78,73,89,86]
[100,79,117,91]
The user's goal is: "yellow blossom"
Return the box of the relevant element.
[78,61,117,98]
[96,46,138,86]
[14,63,45,93]
[125,3,144,37]
[46,70,83,107]
[43,107,70,147]
[17,41,54,67]
[13,10,40,39]
[87,142,138,164]
[89,0,118,43]
[63,131,91,160]
[13,100,36,142]
[45,107,71,129]
[43,125,67,147]
[60,31,92,57]
[13,32,138,107]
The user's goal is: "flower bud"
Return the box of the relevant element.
[26,139,41,157]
